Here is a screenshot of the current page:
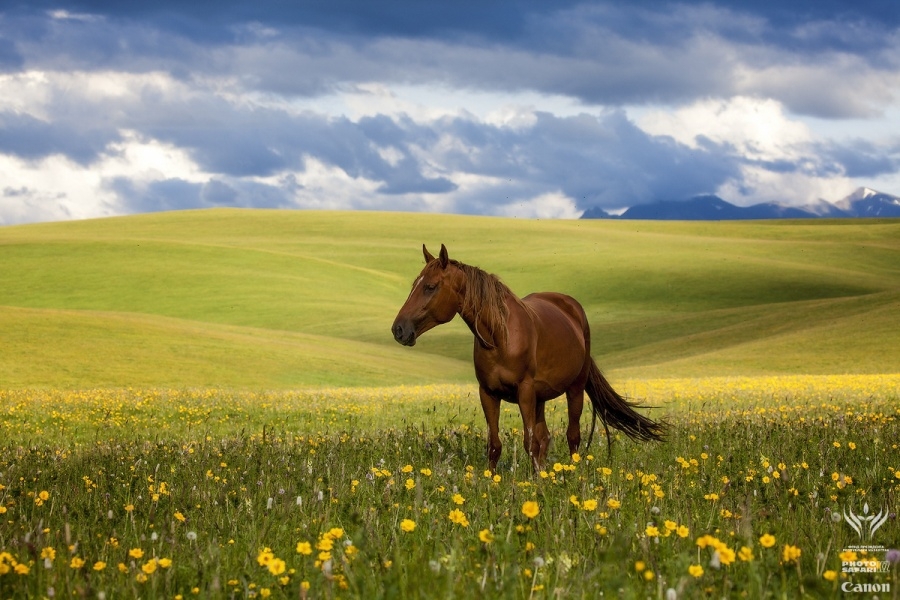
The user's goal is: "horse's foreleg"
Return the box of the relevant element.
[534,401,550,468]
[518,381,549,471]
[565,388,585,456]
[479,387,502,472]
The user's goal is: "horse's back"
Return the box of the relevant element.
[523,292,588,334]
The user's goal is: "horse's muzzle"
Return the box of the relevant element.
[392,320,417,346]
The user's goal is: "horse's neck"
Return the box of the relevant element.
[459,288,513,351]
[465,314,495,351]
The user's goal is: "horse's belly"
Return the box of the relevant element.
[481,380,570,404]
[476,364,575,404]
[533,381,567,402]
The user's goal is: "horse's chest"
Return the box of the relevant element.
[473,351,527,401]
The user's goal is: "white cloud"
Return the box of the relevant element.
[286,157,382,210]
[635,97,872,205]
[0,153,116,224]
[717,166,857,207]
[734,53,900,119]
[637,97,812,161]
[0,72,55,119]
[494,191,582,219]
[105,130,206,183]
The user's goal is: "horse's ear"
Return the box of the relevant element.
[423,244,435,263]
[439,244,449,268]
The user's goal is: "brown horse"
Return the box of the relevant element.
[391,244,665,471]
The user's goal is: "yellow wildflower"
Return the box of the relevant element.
[267,558,286,576]
[257,547,275,566]
[782,545,801,564]
[449,508,469,527]
[142,559,158,575]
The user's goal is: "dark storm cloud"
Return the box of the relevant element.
[148,107,456,194]
[434,111,741,209]
[12,0,581,42]
[109,178,205,213]
[817,139,900,179]
[0,36,23,71]
[0,111,119,165]
[109,176,294,214]
[4,1,898,117]
[14,0,900,46]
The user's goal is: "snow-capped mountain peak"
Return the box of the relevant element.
[581,187,900,221]
[835,187,900,217]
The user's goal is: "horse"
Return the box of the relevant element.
[391,244,666,471]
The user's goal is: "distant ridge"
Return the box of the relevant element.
[582,187,900,220]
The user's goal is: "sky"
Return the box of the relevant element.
[1,0,900,224]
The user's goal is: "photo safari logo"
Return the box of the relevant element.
[840,502,892,575]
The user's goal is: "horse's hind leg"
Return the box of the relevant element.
[479,387,502,472]
[565,388,585,456]
[533,402,551,468]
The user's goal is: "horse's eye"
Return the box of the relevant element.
[423,283,437,293]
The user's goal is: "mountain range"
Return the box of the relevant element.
[581,187,900,220]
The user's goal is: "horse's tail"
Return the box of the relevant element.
[584,357,667,451]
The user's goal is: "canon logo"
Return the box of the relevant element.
[841,582,891,593]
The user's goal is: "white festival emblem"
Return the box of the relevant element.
[843,503,889,542]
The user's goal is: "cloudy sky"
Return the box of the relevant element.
[1,0,899,224]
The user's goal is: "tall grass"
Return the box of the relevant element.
[1,377,898,598]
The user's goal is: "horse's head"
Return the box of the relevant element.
[392,244,464,346]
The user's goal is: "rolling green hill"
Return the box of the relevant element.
[1,209,898,388]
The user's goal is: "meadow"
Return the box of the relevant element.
[1,377,898,599]
[1,211,899,598]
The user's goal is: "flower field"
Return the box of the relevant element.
[1,375,899,598]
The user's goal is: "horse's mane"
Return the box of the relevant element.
[452,260,512,347]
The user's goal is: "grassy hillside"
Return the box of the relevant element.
[1,209,898,388]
